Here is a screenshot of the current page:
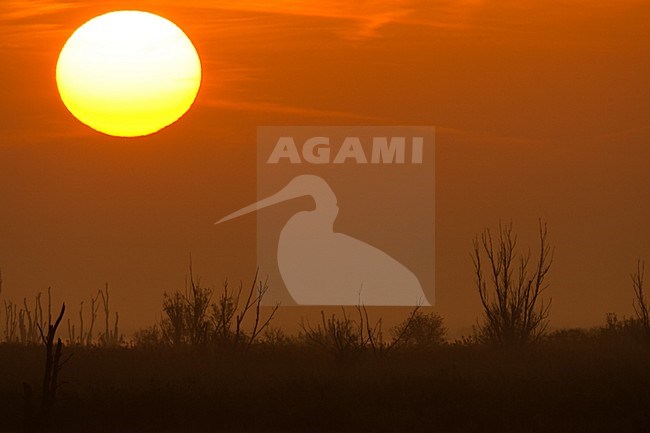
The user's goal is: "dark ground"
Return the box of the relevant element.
[1,335,649,433]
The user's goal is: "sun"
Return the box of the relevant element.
[56,11,202,137]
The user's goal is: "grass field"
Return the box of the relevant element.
[1,329,649,433]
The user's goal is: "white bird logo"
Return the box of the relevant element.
[216,174,430,306]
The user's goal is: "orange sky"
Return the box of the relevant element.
[0,0,649,336]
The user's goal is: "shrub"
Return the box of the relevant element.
[391,311,446,349]
[472,221,553,347]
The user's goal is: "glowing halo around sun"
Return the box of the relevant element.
[56,11,202,137]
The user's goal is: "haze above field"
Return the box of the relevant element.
[0,0,649,335]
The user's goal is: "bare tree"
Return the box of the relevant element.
[211,268,280,349]
[631,260,650,340]
[301,309,365,358]
[37,304,71,415]
[359,304,438,355]
[4,300,18,343]
[23,303,72,431]
[186,271,212,348]
[300,305,429,357]
[99,284,120,347]
[85,291,100,346]
[161,262,214,348]
[390,311,446,350]
[162,291,187,347]
[211,279,238,345]
[161,266,279,350]
[472,220,553,347]
[67,290,101,346]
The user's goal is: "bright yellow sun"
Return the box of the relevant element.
[56,11,202,137]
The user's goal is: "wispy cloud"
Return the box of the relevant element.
[162,0,419,39]
[0,0,84,50]
[182,0,551,38]
[204,98,385,121]
[0,0,80,21]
